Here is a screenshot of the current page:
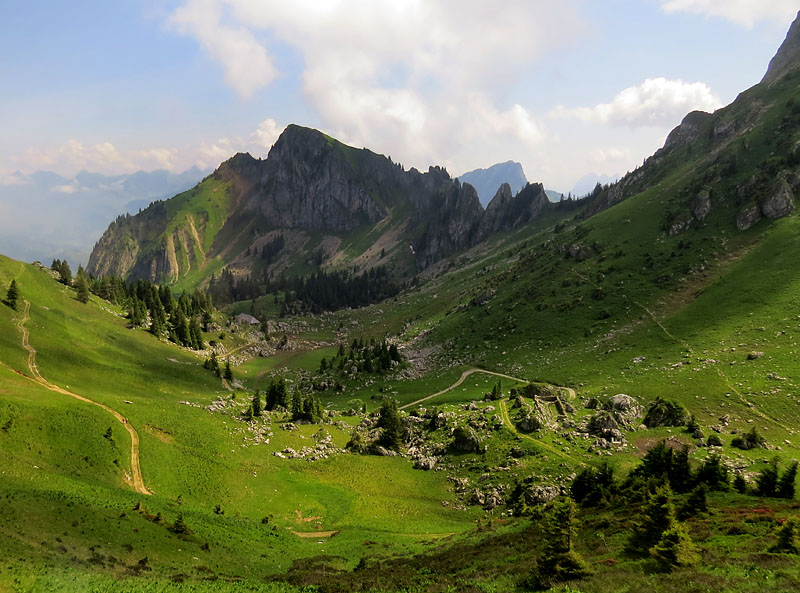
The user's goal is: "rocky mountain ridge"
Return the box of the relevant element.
[88,125,557,285]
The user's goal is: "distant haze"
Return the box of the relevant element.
[0,167,209,268]
[570,173,621,198]
[457,161,528,207]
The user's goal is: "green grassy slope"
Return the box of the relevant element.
[0,255,484,591]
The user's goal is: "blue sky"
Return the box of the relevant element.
[1,0,797,192]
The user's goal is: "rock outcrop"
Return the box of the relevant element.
[762,11,800,85]
[89,125,558,285]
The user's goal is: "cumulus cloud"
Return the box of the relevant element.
[660,0,798,29]
[169,0,278,99]
[167,0,584,174]
[549,78,723,128]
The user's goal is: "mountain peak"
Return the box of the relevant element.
[762,10,800,84]
[457,161,528,207]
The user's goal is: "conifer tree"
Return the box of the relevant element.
[5,279,19,311]
[291,391,303,420]
[678,484,708,520]
[769,519,800,554]
[75,265,90,303]
[756,458,780,497]
[733,473,748,494]
[189,316,204,350]
[171,307,190,347]
[377,398,403,451]
[529,498,590,589]
[223,360,233,381]
[627,484,677,555]
[171,512,188,534]
[650,522,699,571]
[777,461,798,499]
[252,390,261,417]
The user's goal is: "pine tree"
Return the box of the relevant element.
[252,390,261,417]
[627,484,677,555]
[171,512,188,534]
[75,265,90,303]
[678,484,708,520]
[756,458,780,497]
[51,259,72,285]
[777,461,798,499]
[650,522,699,571]
[669,445,693,493]
[223,360,233,381]
[529,499,590,589]
[769,519,800,554]
[695,454,729,491]
[377,399,403,451]
[6,279,19,311]
[291,391,303,420]
[733,473,748,494]
[189,316,204,350]
[171,307,190,347]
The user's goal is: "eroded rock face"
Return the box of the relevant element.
[587,411,619,435]
[736,203,761,230]
[762,10,800,84]
[694,190,711,221]
[760,182,795,219]
[664,111,713,149]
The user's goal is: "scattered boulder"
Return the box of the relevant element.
[587,411,619,435]
[643,397,689,428]
[372,445,399,457]
[451,426,482,454]
[736,203,761,230]
[747,351,765,360]
[516,412,542,433]
[413,457,437,470]
[483,488,504,510]
[760,181,795,219]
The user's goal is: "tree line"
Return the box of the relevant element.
[208,265,399,313]
[51,259,214,350]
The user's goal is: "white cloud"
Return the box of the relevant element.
[0,172,29,187]
[590,148,632,166]
[252,118,282,150]
[660,0,798,29]
[52,183,78,194]
[168,0,278,99]
[7,119,285,177]
[167,0,584,175]
[11,140,181,177]
[549,78,723,128]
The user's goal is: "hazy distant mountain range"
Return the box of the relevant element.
[456,161,528,207]
[0,166,210,266]
[570,172,621,198]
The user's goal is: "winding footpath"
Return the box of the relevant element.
[16,300,151,495]
[400,368,575,410]
[400,367,581,464]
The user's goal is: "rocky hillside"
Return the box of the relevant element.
[88,126,555,286]
[583,10,800,228]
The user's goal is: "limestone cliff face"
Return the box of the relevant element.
[478,182,550,240]
[88,125,556,285]
[762,10,800,84]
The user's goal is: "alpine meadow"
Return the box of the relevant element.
[2,5,800,593]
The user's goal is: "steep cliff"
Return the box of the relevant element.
[89,125,555,287]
